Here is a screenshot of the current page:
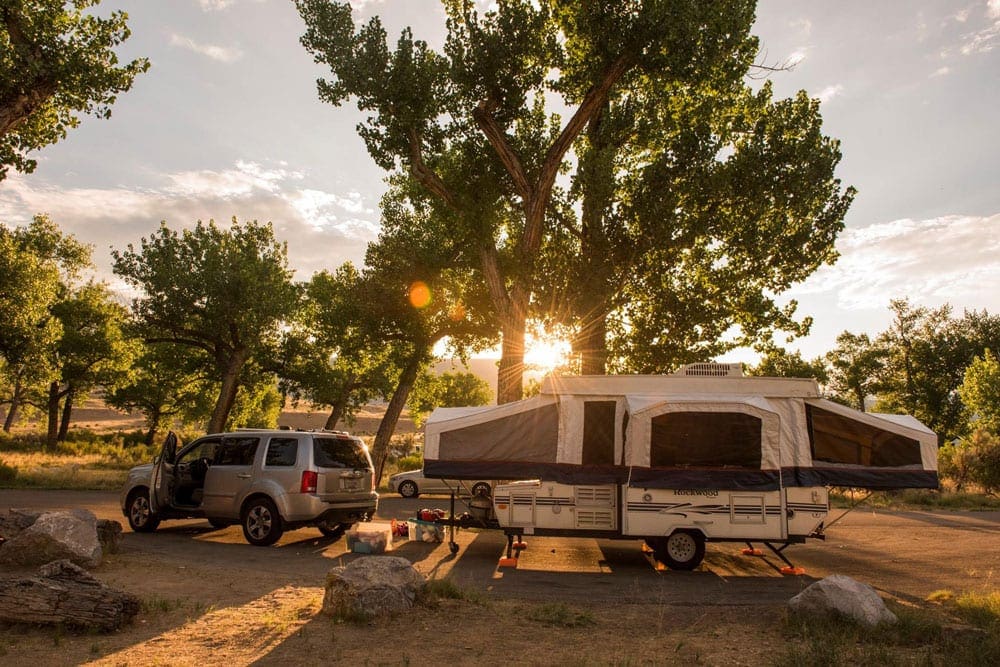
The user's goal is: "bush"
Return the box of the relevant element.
[0,458,17,483]
[942,430,1000,494]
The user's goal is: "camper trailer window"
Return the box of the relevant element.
[807,406,922,467]
[649,412,761,468]
[582,401,616,465]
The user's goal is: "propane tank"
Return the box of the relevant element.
[469,494,494,522]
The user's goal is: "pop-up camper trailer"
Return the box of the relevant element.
[423,365,937,570]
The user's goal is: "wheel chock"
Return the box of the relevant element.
[741,547,764,557]
[497,557,518,568]
[780,566,806,576]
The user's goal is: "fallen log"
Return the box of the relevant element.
[0,560,140,631]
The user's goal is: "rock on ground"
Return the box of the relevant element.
[0,509,103,568]
[323,556,427,619]
[788,574,898,627]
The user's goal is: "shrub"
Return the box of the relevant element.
[0,458,17,483]
[939,430,1000,494]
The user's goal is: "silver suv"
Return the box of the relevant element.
[120,429,378,546]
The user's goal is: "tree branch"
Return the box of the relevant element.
[523,53,634,257]
[471,100,533,201]
[407,128,459,209]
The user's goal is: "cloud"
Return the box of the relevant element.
[814,84,844,103]
[930,66,951,77]
[197,0,236,10]
[788,214,1000,312]
[786,48,808,67]
[168,33,243,63]
[958,1,1000,54]
[789,18,812,36]
[0,164,379,283]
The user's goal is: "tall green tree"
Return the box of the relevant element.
[297,0,758,402]
[105,342,206,445]
[825,331,885,411]
[279,263,397,430]
[362,184,497,481]
[875,299,1000,443]
[959,349,1000,435]
[0,215,89,432]
[407,370,492,427]
[47,280,134,443]
[111,219,299,434]
[0,0,149,179]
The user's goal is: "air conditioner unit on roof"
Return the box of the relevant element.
[674,362,743,377]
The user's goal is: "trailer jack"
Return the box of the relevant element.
[498,532,527,568]
[743,541,806,575]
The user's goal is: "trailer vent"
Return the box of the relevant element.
[576,509,615,529]
[575,486,615,506]
[674,362,743,377]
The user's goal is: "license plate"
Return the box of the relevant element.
[342,478,361,491]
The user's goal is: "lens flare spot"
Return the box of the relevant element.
[409,281,431,308]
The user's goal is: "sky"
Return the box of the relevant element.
[1,0,998,366]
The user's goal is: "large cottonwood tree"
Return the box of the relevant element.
[112,219,299,434]
[297,0,758,402]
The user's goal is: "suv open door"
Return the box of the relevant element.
[150,431,179,513]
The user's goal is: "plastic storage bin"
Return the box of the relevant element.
[346,522,393,553]
[407,518,444,543]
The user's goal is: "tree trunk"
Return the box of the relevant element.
[577,316,609,376]
[496,315,526,405]
[57,386,75,442]
[371,352,425,485]
[854,387,866,413]
[207,347,248,434]
[324,395,349,431]
[144,406,162,445]
[46,381,62,448]
[3,377,22,432]
[0,560,140,631]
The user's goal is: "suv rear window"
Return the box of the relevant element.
[313,437,370,469]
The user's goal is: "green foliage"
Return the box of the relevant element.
[825,331,885,411]
[112,218,299,433]
[0,215,92,431]
[749,344,828,382]
[0,0,149,179]
[959,349,1000,435]
[944,430,1000,495]
[407,370,492,426]
[225,380,283,430]
[874,300,1000,443]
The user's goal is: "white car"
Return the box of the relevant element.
[388,469,493,498]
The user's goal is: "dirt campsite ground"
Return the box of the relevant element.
[0,485,998,666]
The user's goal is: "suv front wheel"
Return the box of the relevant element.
[241,497,284,546]
[126,488,161,533]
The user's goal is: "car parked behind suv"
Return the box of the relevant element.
[120,429,378,546]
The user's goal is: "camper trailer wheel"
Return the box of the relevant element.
[649,530,705,570]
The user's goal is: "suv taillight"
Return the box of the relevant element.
[300,470,318,494]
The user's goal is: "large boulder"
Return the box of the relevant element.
[0,508,42,540]
[323,556,426,619]
[788,574,898,627]
[0,509,103,568]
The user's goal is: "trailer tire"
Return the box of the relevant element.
[648,530,705,571]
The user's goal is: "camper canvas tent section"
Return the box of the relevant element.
[423,373,938,490]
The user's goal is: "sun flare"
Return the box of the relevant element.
[523,333,572,373]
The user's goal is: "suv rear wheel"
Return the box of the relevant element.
[241,497,284,546]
